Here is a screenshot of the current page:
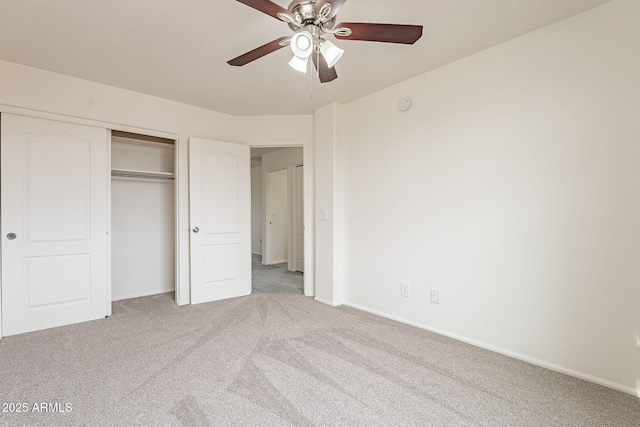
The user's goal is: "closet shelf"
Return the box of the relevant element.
[111,168,174,180]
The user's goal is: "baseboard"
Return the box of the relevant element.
[314,297,343,307]
[343,301,639,398]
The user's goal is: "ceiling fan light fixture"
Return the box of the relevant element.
[319,40,344,68]
[288,54,309,73]
[290,31,314,58]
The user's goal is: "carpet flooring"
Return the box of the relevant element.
[0,275,639,425]
[251,254,304,295]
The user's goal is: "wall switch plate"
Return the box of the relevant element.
[430,289,440,304]
[401,282,410,297]
[321,209,328,221]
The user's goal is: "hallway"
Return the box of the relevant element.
[251,254,303,294]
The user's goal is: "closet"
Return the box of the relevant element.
[111,131,175,301]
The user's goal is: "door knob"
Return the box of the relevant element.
[6,233,16,240]
[192,227,199,233]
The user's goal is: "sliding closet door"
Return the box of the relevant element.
[1,114,109,336]
[189,138,251,304]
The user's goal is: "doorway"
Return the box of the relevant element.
[250,147,304,294]
[110,131,177,302]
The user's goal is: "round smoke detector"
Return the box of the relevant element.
[398,97,412,112]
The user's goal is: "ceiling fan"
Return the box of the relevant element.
[227,0,423,83]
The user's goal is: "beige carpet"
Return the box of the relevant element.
[251,253,304,295]
[0,292,639,426]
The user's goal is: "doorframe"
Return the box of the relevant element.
[107,130,179,308]
[0,106,182,337]
[250,141,314,297]
[293,163,304,273]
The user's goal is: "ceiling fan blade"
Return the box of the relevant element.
[315,0,347,20]
[235,0,295,22]
[227,37,290,67]
[335,22,423,44]
[312,53,338,83]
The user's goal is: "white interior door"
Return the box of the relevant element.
[189,138,251,304]
[294,165,305,272]
[1,114,109,336]
[266,169,289,265]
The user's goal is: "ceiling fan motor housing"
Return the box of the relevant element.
[287,0,336,32]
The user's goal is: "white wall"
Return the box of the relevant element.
[251,165,263,255]
[340,0,640,395]
[112,178,175,300]
[315,103,344,306]
[238,115,313,143]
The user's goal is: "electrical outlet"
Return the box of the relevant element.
[401,282,411,297]
[430,289,440,304]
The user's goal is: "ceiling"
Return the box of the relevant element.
[0,0,612,116]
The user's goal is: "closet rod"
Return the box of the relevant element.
[111,173,174,181]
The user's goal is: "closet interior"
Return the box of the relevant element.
[111,131,176,301]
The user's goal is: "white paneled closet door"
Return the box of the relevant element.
[1,114,109,336]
